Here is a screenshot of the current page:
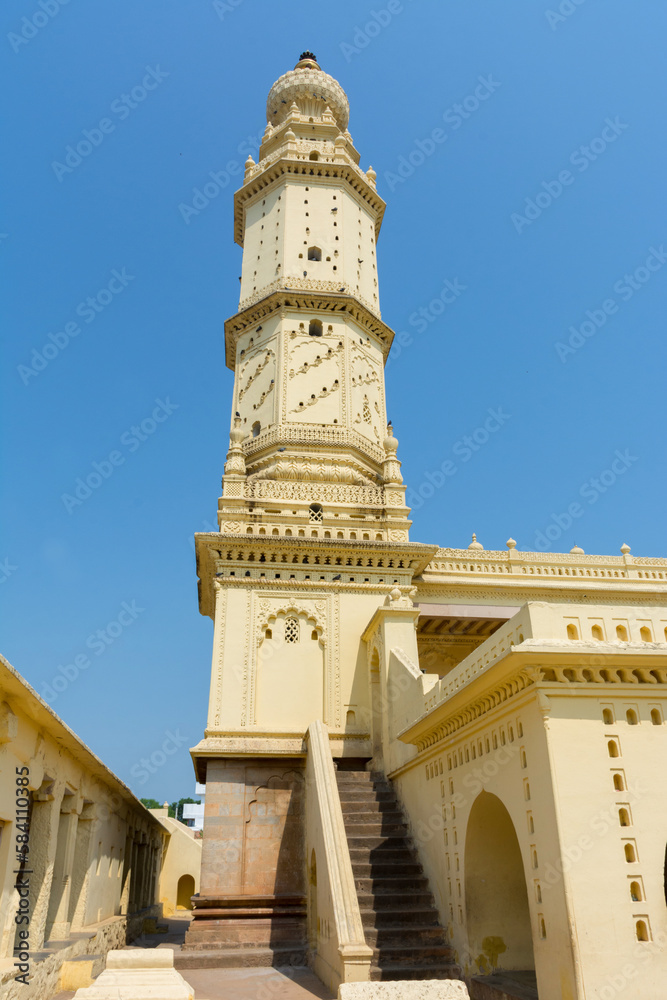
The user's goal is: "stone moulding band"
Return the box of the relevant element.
[224,289,395,369]
[245,479,385,504]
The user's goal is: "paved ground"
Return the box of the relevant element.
[49,915,334,1000]
[183,966,334,999]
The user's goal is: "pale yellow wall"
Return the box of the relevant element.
[149,811,201,917]
[383,593,667,1000]
[207,584,393,747]
[0,658,163,982]
[239,166,379,314]
[544,692,667,998]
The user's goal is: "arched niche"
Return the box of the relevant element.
[255,608,325,729]
[464,791,535,974]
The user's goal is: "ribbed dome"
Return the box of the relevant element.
[266,53,349,131]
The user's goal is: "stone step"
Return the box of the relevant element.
[175,946,307,970]
[359,893,438,927]
[371,944,454,967]
[343,809,405,822]
[338,788,395,803]
[337,769,453,982]
[362,925,448,947]
[349,847,419,863]
[335,771,385,784]
[340,795,399,816]
[346,834,411,850]
[355,875,429,894]
[371,964,460,982]
[343,821,409,837]
[351,861,424,879]
[359,904,439,926]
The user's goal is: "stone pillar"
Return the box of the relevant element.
[30,781,59,950]
[45,790,79,941]
[69,803,96,931]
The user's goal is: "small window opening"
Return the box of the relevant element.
[592,624,603,641]
[619,808,631,827]
[309,319,323,337]
[613,773,625,791]
[602,708,614,725]
[616,624,628,641]
[608,740,620,758]
[636,920,649,941]
[624,843,636,862]
[309,151,319,161]
[308,246,321,261]
[566,624,578,640]
[626,709,638,726]
[630,881,642,901]
[285,617,299,643]
[651,709,663,725]
[309,503,323,523]
[640,626,652,642]
[252,421,261,438]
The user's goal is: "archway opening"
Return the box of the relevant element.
[465,792,535,974]
[176,873,195,910]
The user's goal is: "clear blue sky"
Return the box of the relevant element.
[2,1,665,800]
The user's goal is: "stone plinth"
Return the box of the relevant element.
[184,758,306,954]
[72,948,197,1000]
[338,982,469,999]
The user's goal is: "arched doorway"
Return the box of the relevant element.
[464,792,534,974]
[176,874,195,910]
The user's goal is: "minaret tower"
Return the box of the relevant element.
[187,54,435,958]
[219,51,409,535]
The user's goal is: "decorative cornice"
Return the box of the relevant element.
[224,289,395,370]
[398,643,667,756]
[195,533,438,618]
[239,276,381,318]
[234,155,385,247]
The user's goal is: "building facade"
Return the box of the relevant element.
[188,54,667,1000]
[0,656,163,1000]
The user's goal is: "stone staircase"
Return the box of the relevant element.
[336,769,460,982]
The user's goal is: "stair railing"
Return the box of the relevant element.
[305,719,373,991]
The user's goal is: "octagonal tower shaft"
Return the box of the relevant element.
[218,54,409,541]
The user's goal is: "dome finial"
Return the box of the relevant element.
[295,51,320,70]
